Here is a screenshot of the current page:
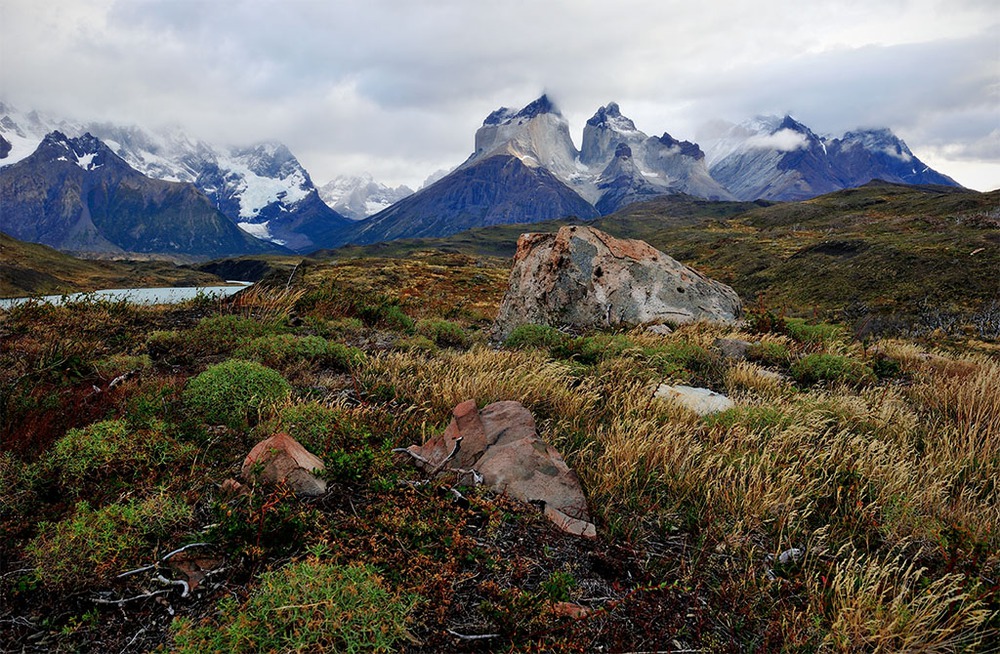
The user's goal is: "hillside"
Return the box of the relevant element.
[1,257,996,651]
[320,182,1000,334]
[0,232,226,298]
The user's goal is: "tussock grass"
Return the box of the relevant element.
[2,256,997,652]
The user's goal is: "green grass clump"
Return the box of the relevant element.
[184,360,291,430]
[236,334,364,371]
[504,324,567,350]
[553,333,633,365]
[747,341,793,367]
[641,340,719,380]
[791,353,875,386]
[170,561,417,653]
[785,318,843,345]
[416,319,469,348]
[26,495,191,591]
[704,406,792,435]
[192,315,283,349]
[43,419,194,491]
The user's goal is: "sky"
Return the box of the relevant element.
[1,0,998,191]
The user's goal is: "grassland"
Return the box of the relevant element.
[1,252,997,652]
[316,182,1000,337]
[0,232,229,299]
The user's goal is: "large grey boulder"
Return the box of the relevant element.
[493,225,741,339]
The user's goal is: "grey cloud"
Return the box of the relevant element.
[1,0,997,189]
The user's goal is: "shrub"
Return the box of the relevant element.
[552,334,633,365]
[416,319,469,348]
[395,334,437,354]
[92,354,151,379]
[192,314,281,349]
[791,353,875,386]
[236,334,364,371]
[785,318,843,345]
[183,360,291,430]
[747,341,792,367]
[170,562,417,653]
[504,324,567,350]
[43,419,194,490]
[26,495,191,591]
[145,330,188,363]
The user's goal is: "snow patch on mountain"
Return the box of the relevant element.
[221,156,310,219]
[318,173,413,219]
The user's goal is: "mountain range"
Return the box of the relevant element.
[0,98,962,259]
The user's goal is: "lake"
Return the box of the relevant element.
[0,282,253,310]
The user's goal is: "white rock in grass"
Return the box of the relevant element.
[654,384,734,416]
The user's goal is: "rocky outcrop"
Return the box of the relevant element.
[493,225,742,339]
[242,432,327,496]
[654,384,734,416]
[400,400,595,538]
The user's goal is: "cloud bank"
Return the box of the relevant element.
[1,0,997,190]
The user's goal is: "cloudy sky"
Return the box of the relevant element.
[2,0,998,190]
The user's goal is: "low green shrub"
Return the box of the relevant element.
[870,354,903,379]
[416,319,469,348]
[170,562,417,653]
[785,318,843,345]
[43,419,194,490]
[791,353,875,386]
[192,315,282,350]
[642,341,719,379]
[747,341,792,367]
[395,334,437,354]
[704,406,792,434]
[92,354,151,379]
[236,335,364,371]
[183,360,291,430]
[146,330,188,364]
[553,334,633,365]
[504,324,567,350]
[27,495,191,591]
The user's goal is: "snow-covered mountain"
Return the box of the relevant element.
[701,115,959,201]
[0,131,280,257]
[466,95,585,187]
[318,174,413,220]
[581,102,735,208]
[0,104,351,252]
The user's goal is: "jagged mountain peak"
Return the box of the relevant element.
[586,102,636,132]
[656,132,704,160]
[837,128,914,160]
[482,95,563,127]
[36,131,120,172]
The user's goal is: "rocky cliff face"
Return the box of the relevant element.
[0,132,282,258]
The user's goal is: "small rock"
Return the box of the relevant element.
[544,505,597,539]
[715,337,752,360]
[219,478,247,496]
[551,601,591,619]
[242,433,327,496]
[778,547,804,566]
[655,384,735,416]
[645,323,674,336]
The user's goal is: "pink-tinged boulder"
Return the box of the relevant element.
[242,433,327,496]
[476,437,592,534]
[493,225,741,339]
[401,400,596,537]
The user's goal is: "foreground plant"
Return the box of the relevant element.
[170,561,417,653]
